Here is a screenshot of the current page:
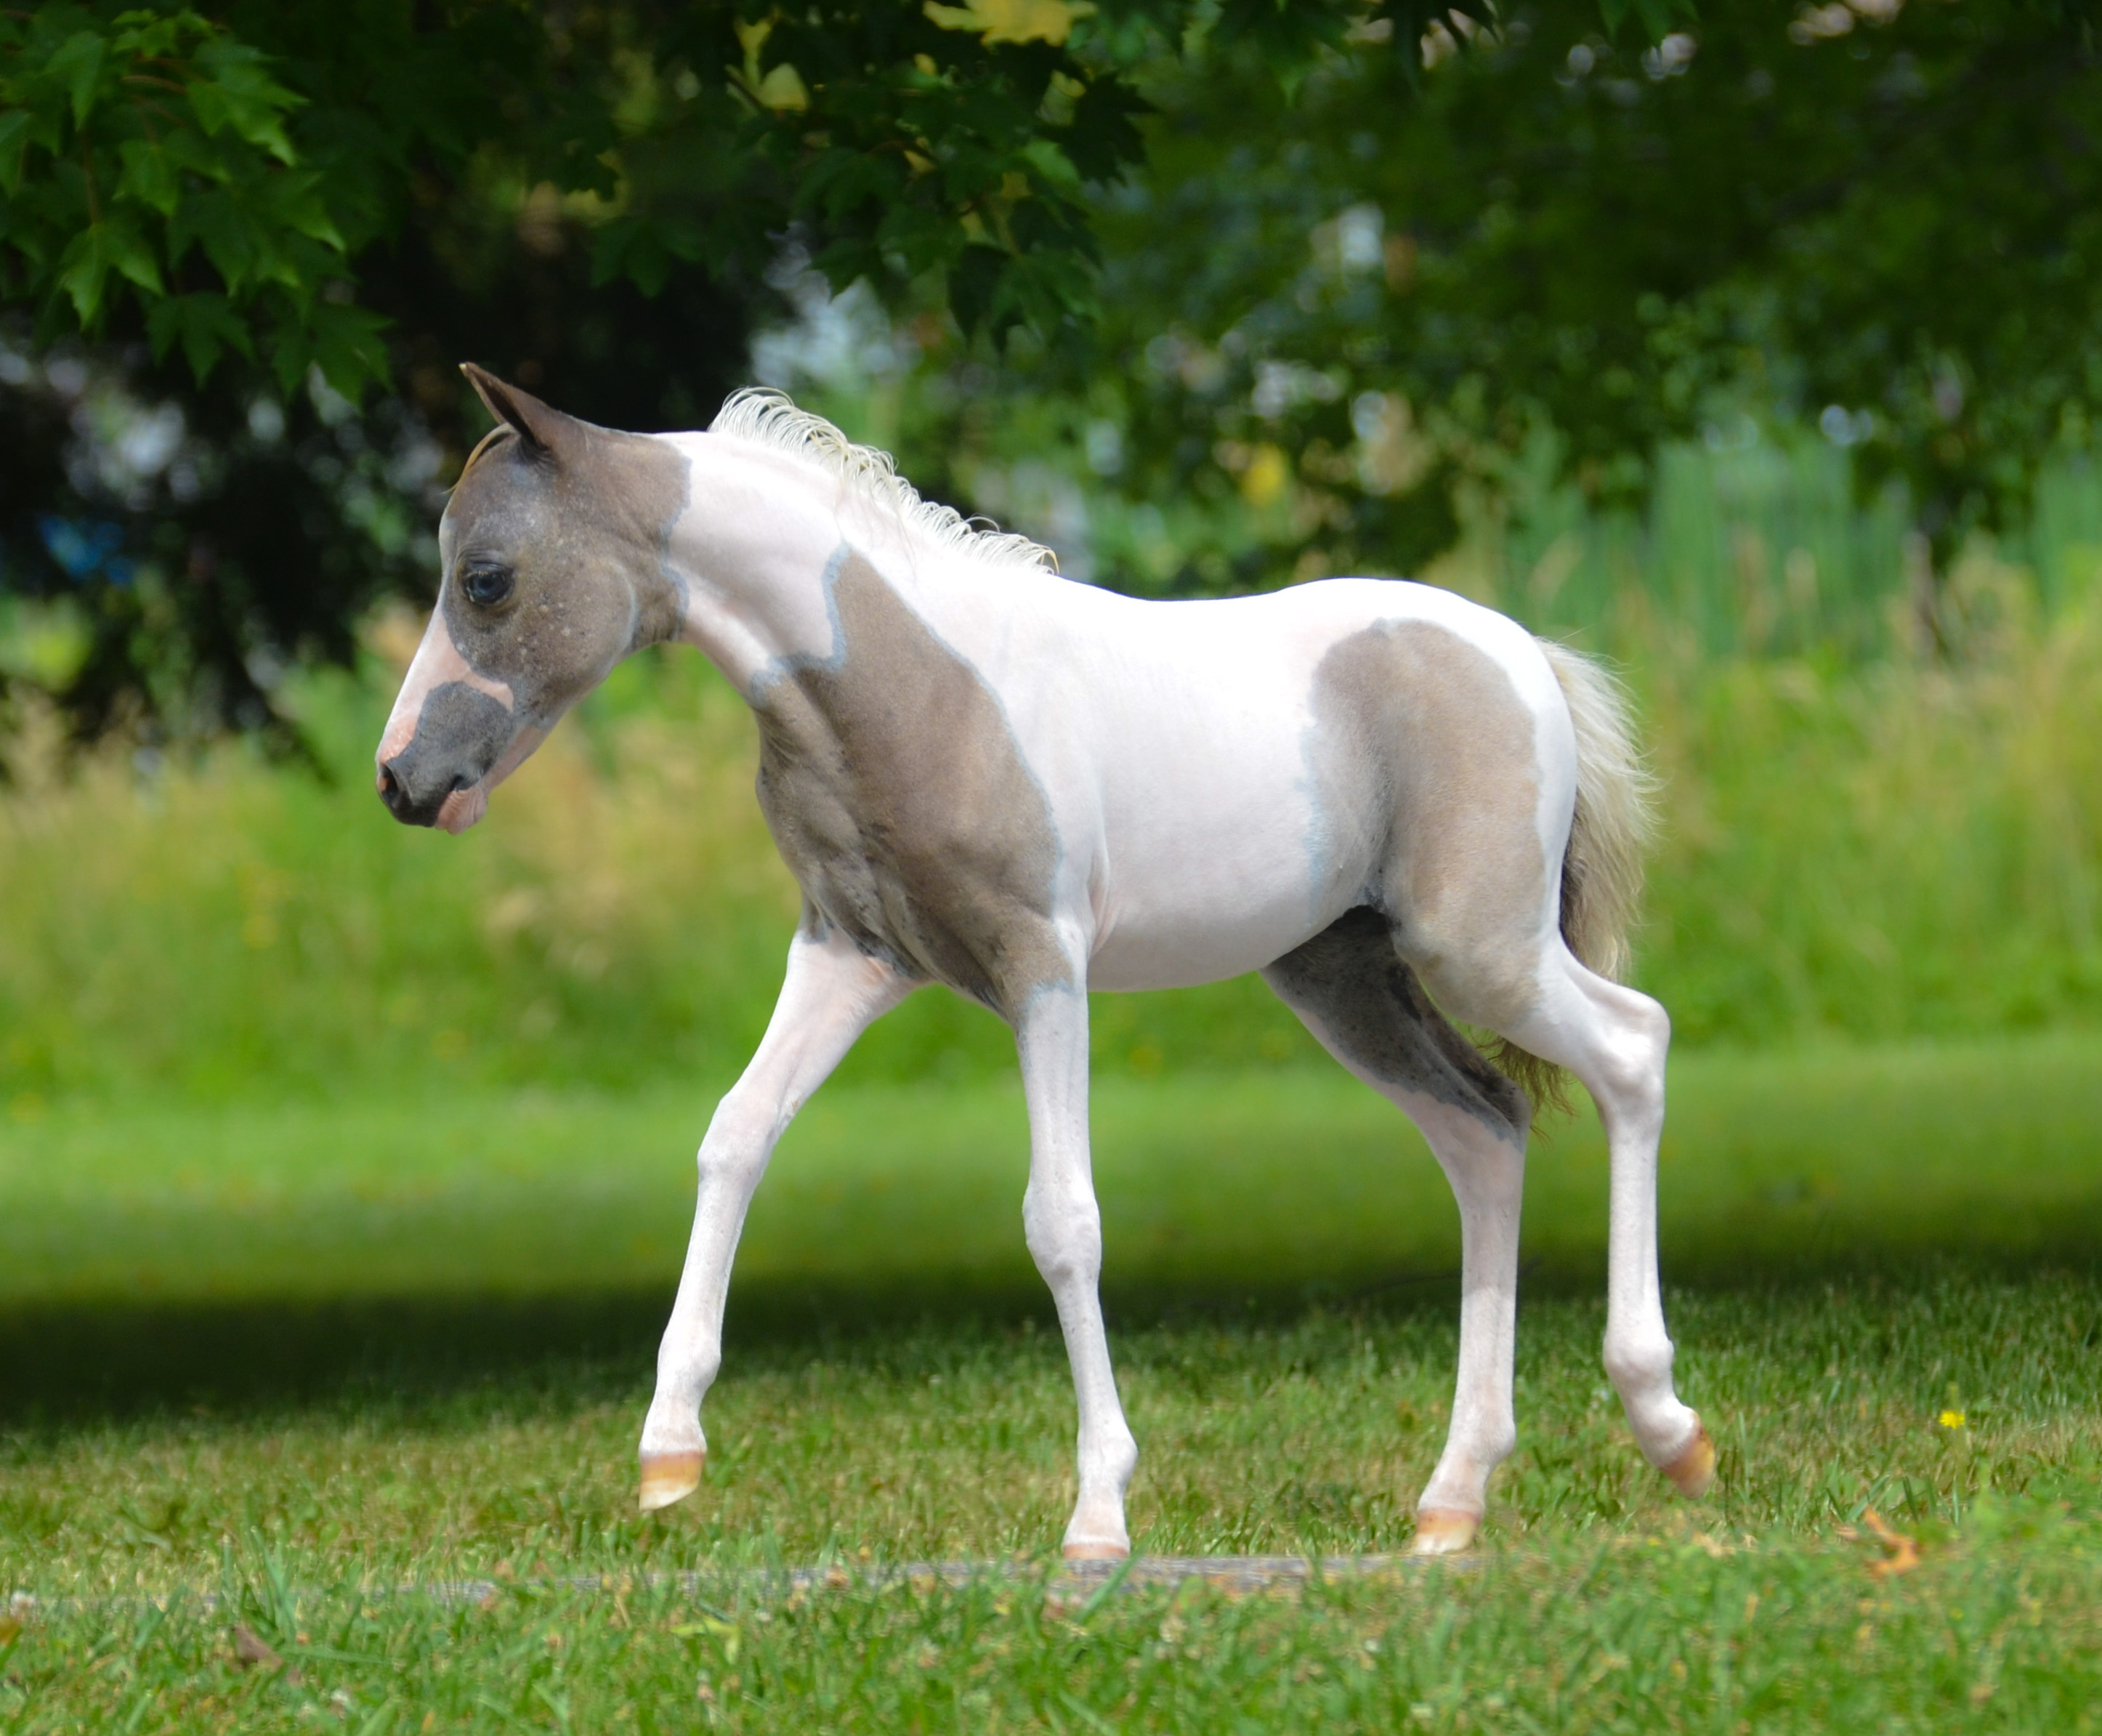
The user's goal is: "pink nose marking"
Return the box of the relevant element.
[377,711,419,767]
[376,609,517,774]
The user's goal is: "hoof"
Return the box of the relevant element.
[638,1449,705,1513]
[1661,1421,1716,1498]
[1061,1539,1130,1562]
[1407,1508,1480,1557]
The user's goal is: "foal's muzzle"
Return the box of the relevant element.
[376,757,470,828]
[374,682,514,828]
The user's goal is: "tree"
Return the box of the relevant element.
[915,0,2102,616]
[17,0,2084,746]
[0,0,1164,744]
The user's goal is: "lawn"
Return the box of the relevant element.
[3,1036,2101,1731]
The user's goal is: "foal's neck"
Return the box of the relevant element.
[658,432,982,698]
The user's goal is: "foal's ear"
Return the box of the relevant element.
[460,362,567,457]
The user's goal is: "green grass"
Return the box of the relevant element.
[7,1033,2102,1322]
[4,1283,2100,1732]
[9,1507,2102,1735]
[4,1038,2102,1730]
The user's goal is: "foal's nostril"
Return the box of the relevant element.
[378,759,416,816]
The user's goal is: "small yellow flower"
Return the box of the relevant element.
[1939,1409,1966,1429]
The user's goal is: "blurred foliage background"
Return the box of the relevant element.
[8,0,2102,1105]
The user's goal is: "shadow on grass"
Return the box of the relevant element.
[7,1230,2099,1426]
[0,1274,1378,1426]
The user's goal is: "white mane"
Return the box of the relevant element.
[708,388,1057,576]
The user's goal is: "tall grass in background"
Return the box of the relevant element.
[8,434,2102,1106]
[1639,582,2102,1044]
[0,647,797,1107]
[1420,434,2102,1046]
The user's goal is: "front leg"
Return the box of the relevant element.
[1016,984,1139,1559]
[638,922,914,1511]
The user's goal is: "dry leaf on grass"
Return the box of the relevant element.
[1835,1509,1920,1578]
[233,1623,302,1682]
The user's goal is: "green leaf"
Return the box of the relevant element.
[267,330,308,397]
[1021,137,1080,191]
[54,233,111,324]
[0,110,32,196]
[108,227,163,295]
[173,188,261,294]
[796,148,907,219]
[54,217,163,323]
[45,31,108,131]
[145,289,254,381]
[950,242,1008,333]
[116,138,182,217]
[278,181,346,254]
[106,11,198,64]
[189,41,302,166]
[304,299,392,399]
[1593,0,1692,41]
[1634,0,1699,40]
[262,297,389,400]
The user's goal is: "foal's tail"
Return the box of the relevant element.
[1489,642,1655,1117]
[1537,640,1654,984]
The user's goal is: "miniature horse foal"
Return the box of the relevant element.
[376,366,1713,1559]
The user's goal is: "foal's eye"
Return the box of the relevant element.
[460,565,515,608]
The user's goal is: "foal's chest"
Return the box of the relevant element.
[749,554,1070,1012]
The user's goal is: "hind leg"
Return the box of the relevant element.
[1496,948,1713,1495]
[1265,909,1532,1556]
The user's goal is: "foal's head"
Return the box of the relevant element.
[376,365,687,831]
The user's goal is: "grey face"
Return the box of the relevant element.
[376,365,689,830]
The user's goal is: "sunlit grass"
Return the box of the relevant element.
[6,1276,2099,1592]
[8,1517,2102,1735]
[4,1045,2100,1728]
[4,1274,2099,1732]
[4,1038,2099,1591]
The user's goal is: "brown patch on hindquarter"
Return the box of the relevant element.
[1309,621,1549,1031]
[751,553,1068,1014]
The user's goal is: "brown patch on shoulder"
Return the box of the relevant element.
[752,552,1068,1015]
[1309,619,1547,1028]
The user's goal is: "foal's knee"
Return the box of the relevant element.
[1023,1178,1102,1285]
[697,1091,780,1185]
